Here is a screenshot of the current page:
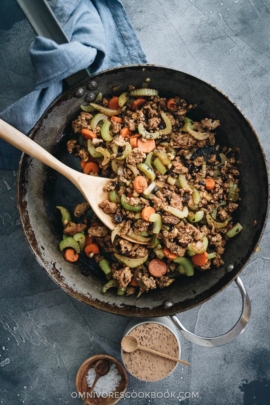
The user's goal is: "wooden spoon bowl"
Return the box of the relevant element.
[0,119,147,244]
[76,354,128,405]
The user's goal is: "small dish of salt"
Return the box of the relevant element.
[76,354,128,405]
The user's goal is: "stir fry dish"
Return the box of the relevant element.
[57,86,243,297]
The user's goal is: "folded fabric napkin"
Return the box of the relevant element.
[0,0,147,169]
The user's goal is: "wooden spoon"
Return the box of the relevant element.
[0,119,145,244]
[121,335,190,366]
[83,359,110,405]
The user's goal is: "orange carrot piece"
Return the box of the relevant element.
[130,136,139,148]
[120,127,132,138]
[111,116,122,123]
[81,128,97,139]
[84,243,100,257]
[83,161,99,174]
[129,278,139,287]
[148,259,167,278]
[163,247,178,260]
[141,206,156,221]
[167,98,177,111]
[84,235,93,246]
[137,138,156,153]
[64,248,79,263]
[131,98,146,111]
[80,160,88,169]
[108,96,119,110]
[205,178,216,190]
[191,252,209,266]
[133,176,148,193]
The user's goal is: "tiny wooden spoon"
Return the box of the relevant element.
[0,119,146,244]
[121,335,190,366]
[83,359,110,405]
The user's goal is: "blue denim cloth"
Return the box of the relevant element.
[0,0,147,169]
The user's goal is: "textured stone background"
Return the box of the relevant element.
[1,0,270,404]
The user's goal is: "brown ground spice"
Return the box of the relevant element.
[122,323,180,381]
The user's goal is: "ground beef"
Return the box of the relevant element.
[74,202,90,217]
[63,222,87,236]
[162,215,180,225]
[124,116,136,131]
[126,148,146,165]
[136,274,157,291]
[172,160,188,174]
[112,267,132,288]
[99,200,117,214]
[126,287,136,296]
[129,245,149,258]
[67,139,78,154]
[88,226,108,237]
[111,120,122,134]
[201,118,220,130]
[148,117,161,130]
[164,240,186,256]
[72,112,93,133]
[162,228,179,239]
[76,148,89,161]
[157,276,175,289]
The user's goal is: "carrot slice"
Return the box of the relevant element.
[84,235,93,246]
[205,178,216,190]
[111,116,122,123]
[137,138,156,153]
[133,176,148,193]
[148,259,167,278]
[141,206,156,221]
[108,96,119,110]
[80,160,88,169]
[129,278,139,287]
[81,128,97,139]
[167,98,177,111]
[120,127,132,138]
[64,248,79,263]
[84,243,100,257]
[131,98,146,111]
[130,137,138,148]
[163,247,178,260]
[191,252,208,266]
[83,161,99,174]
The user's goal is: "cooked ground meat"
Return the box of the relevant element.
[63,222,87,236]
[98,200,117,214]
[136,274,157,291]
[88,226,108,237]
[157,276,175,289]
[124,116,136,131]
[126,148,146,165]
[112,267,132,288]
[162,215,180,225]
[72,112,93,133]
[74,202,90,217]
[148,117,161,130]
[67,139,78,154]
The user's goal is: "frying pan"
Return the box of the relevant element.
[15,0,269,346]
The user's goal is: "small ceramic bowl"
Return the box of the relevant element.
[76,354,128,405]
[121,317,181,382]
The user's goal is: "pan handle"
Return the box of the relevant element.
[168,277,251,347]
[16,0,90,86]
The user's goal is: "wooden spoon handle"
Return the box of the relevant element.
[137,344,190,366]
[0,119,80,185]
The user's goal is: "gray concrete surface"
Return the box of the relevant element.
[1,0,270,404]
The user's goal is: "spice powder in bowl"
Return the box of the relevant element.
[122,322,180,381]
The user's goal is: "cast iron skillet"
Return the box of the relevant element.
[18,65,268,313]
[16,0,268,346]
